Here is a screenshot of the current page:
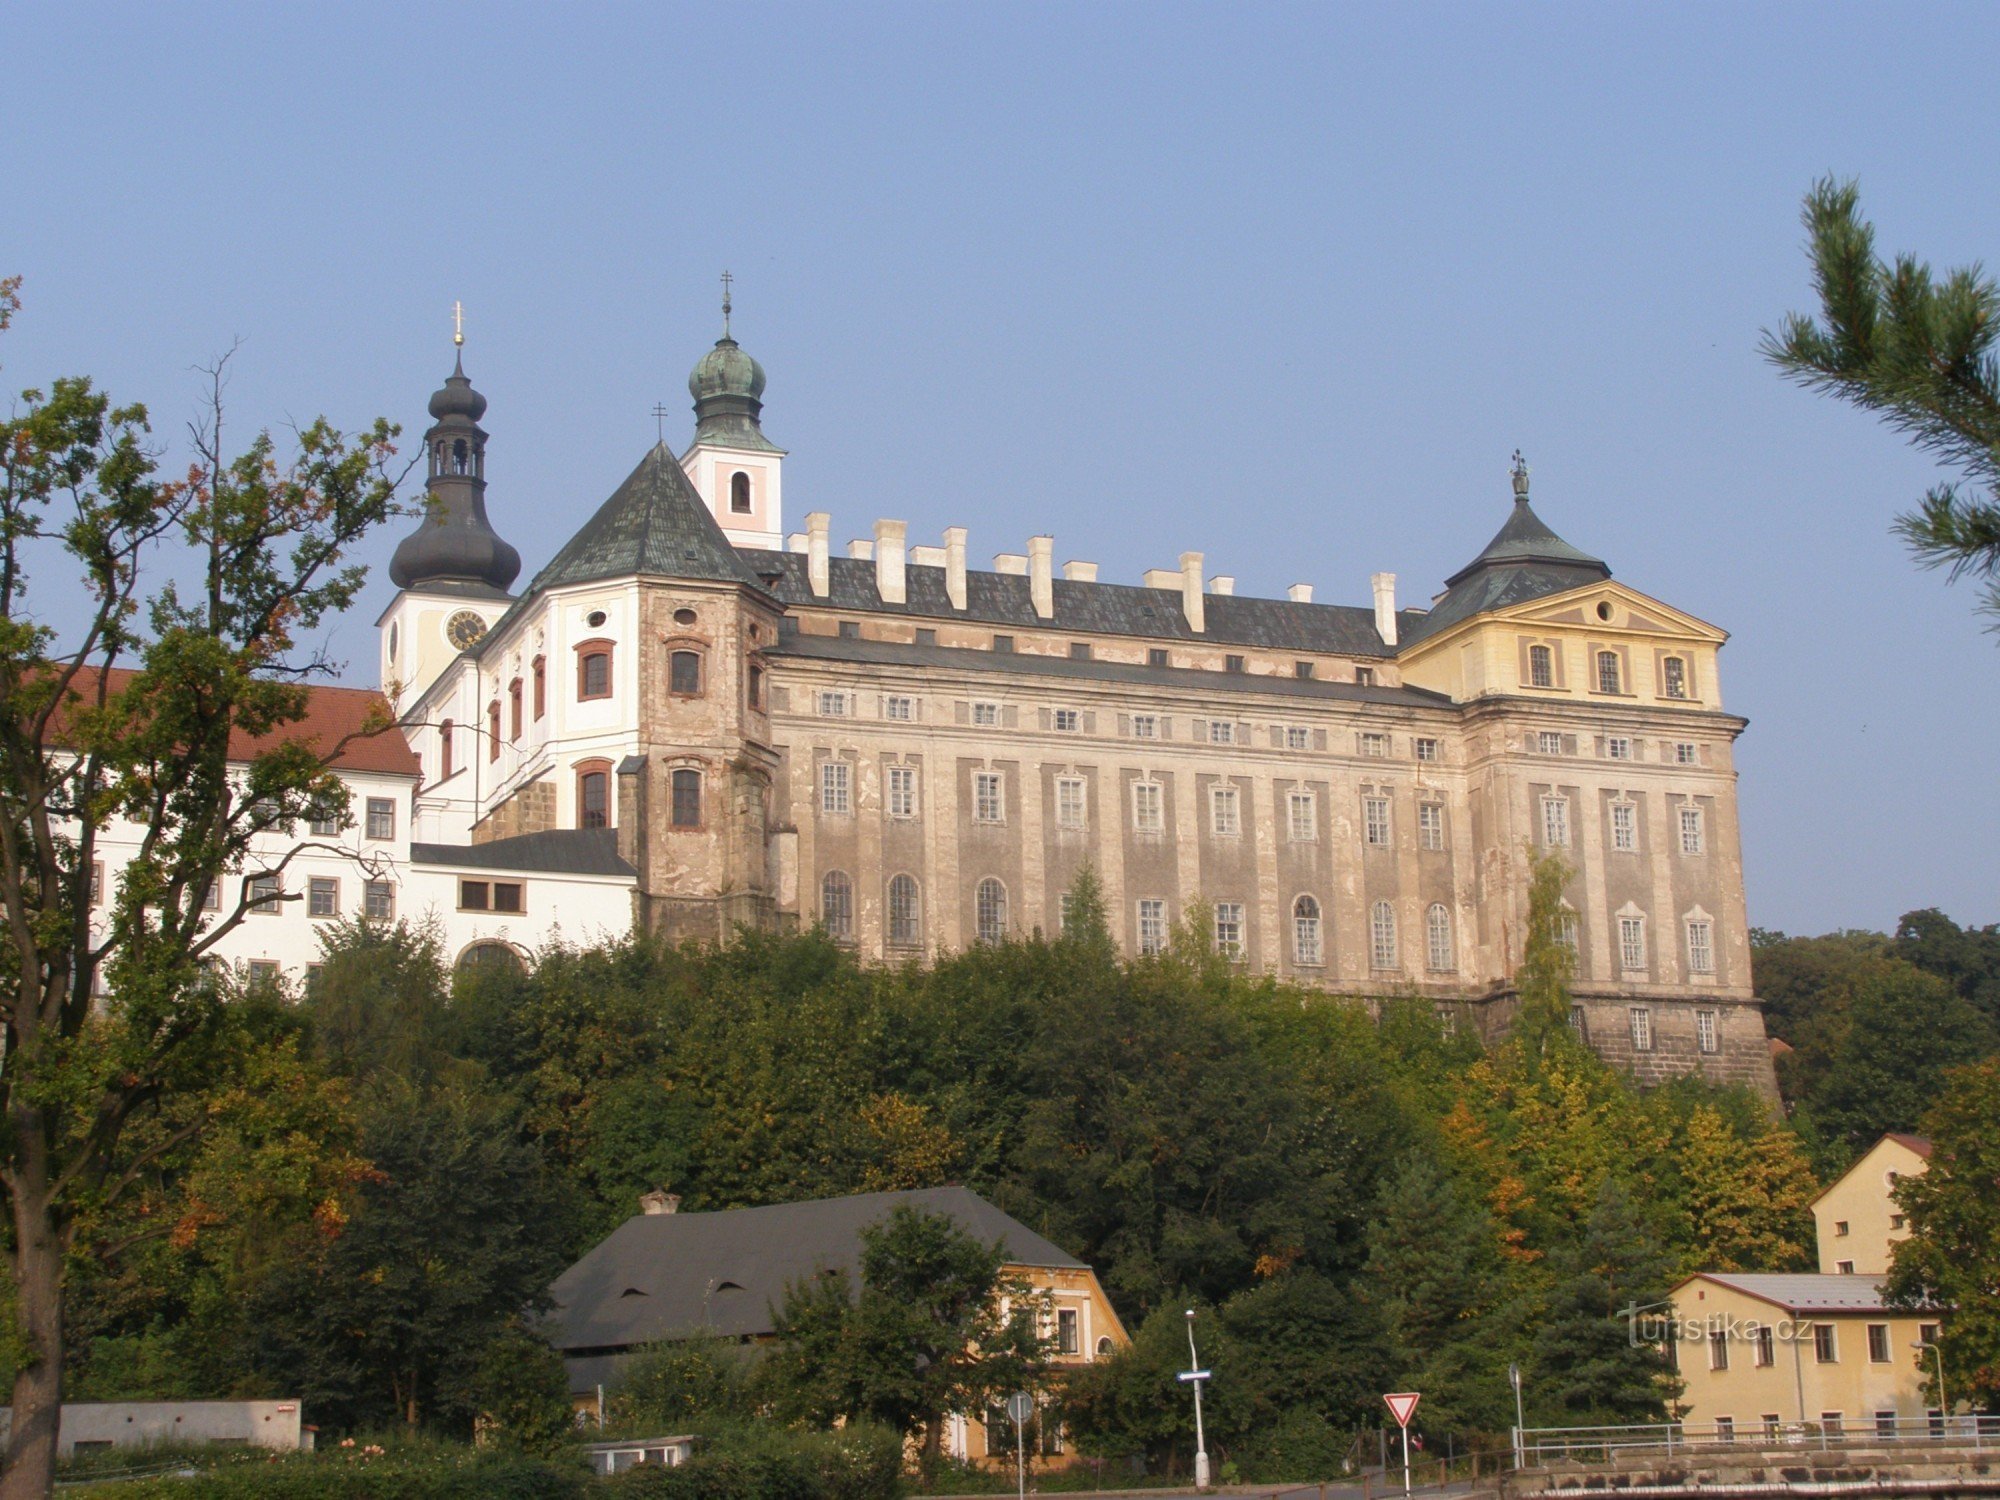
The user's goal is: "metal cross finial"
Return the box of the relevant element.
[651,403,672,445]
[453,300,464,348]
[721,270,733,339]
[1511,449,1530,500]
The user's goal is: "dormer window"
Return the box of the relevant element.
[730,471,752,513]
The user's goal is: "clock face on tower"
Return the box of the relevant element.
[446,609,488,651]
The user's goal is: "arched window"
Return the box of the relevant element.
[487,701,501,761]
[1370,901,1398,970]
[577,763,610,829]
[1293,895,1323,966]
[975,878,1008,943]
[887,874,920,947]
[439,719,454,780]
[671,768,702,828]
[1528,643,1554,688]
[1426,903,1454,971]
[730,471,753,513]
[576,640,614,701]
[669,649,703,696]
[1596,650,1621,695]
[508,678,522,740]
[456,941,525,977]
[821,871,853,941]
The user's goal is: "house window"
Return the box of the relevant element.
[509,678,522,738]
[1288,791,1317,842]
[579,768,610,829]
[748,664,763,708]
[887,765,917,819]
[1867,1324,1890,1364]
[246,874,282,914]
[1209,785,1240,837]
[972,701,999,726]
[1835,1221,1850,1236]
[1557,910,1580,951]
[1696,1006,1718,1053]
[1715,1417,1736,1444]
[89,862,105,905]
[438,721,454,782]
[1224,653,1245,673]
[363,880,395,921]
[488,700,502,761]
[1537,730,1564,755]
[1674,741,1699,765]
[1294,895,1323,966]
[670,650,703,696]
[1370,901,1398,969]
[1754,1327,1775,1367]
[1070,642,1093,660]
[459,879,524,913]
[1359,732,1390,757]
[1890,1214,1906,1230]
[1148,648,1169,668]
[1056,777,1088,830]
[1207,720,1234,745]
[1709,1329,1730,1371]
[671,768,702,828]
[1285,725,1309,750]
[307,877,339,918]
[201,881,221,912]
[975,878,1008,942]
[532,656,546,719]
[990,634,1013,653]
[887,874,921,947]
[884,695,914,721]
[247,960,280,986]
[1629,1005,1653,1051]
[1213,902,1244,958]
[1414,737,1439,762]
[1541,796,1571,847]
[820,762,851,815]
[1680,806,1705,854]
[1426,904,1454,972]
[1688,922,1715,977]
[1606,735,1632,760]
[730,470,752,513]
[1364,795,1391,847]
[1836,1259,1854,1275]
[1568,1004,1586,1037]
[974,772,1005,824]
[1355,666,1376,687]
[1054,708,1080,732]
[1596,650,1622,694]
[578,643,613,701]
[1294,660,1314,679]
[1528,644,1554,687]
[1131,781,1164,833]
[1057,1308,1079,1355]
[1418,802,1445,851]
[1611,802,1638,852]
[817,691,850,717]
[821,871,853,941]
[1620,916,1648,973]
[1137,899,1167,955]
[1130,714,1158,739]
[1761,1415,1782,1441]
[1663,656,1688,699]
[1814,1326,1838,1364]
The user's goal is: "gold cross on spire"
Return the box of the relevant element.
[720,270,733,339]
[452,300,465,348]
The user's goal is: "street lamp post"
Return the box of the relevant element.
[1914,1338,1948,1431]
[1183,1310,1211,1490]
[1510,1362,1526,1469]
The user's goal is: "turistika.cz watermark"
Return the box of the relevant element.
[1621,1306,1822,1348]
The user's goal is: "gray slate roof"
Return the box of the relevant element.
[548,1187,1085,1354]
[1691,1273,1899,1314]
[410,828,635,877]
[1403,497,1611,645]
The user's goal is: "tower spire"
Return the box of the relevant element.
[387,341,521,596]
[720,270,733,340]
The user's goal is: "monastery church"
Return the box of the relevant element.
[151,301,1774,1094]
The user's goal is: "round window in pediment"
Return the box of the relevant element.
[674,607,698,627]
[1596,601,1614,622]
[587,610,608,628]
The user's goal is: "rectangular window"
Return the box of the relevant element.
[458,878,522,912]
[1132,782,1164,833]
[1820,1412,1844,1438]
[1137,898,1167,955]
[974,771,1005,824]
[1419,802,1444,851]
[1715,1417,1735,1444]
[1414,737,1439,762]
[1130,714,1158,739]
[1364,795,1391,847]
[1606,736,1633,760]
[363,879,395,921]
[1709,1329,1730,1371]
[247,960,280,985]
[991,634,1013,653]
[1224,653,1245,673]
[1557,912,1579,951]
[1207,720,1234,745]
[1528,643,1554,688]
[1629,1005,1653,1051]
[1689,923,1716,977]
[1056,777,1087,830]
[1814,1325,1838,1364]
[888,765,917,819]
[1664,657,1688,699]
[1696,1007,1718,1053]
[309,809,341,837]
[1674,741,1699,765]
[1835,1221,1850,1236]
[1286,725,1310,750]
[89,862,104,905]
[1620,917,1648,973]
[307,876,339,918]
[1537,730,1564,754]
[1288,791,1317,842]
[884,695,914,721]
[1355,666,1376,686]
[1070,642,1092,660]
[1209,786,1240,837]
[816,690,850,717]
[1294,660,1314,679]
[246,874,281,914]
[1611,802,1637,852]
[1761,1415,1782,1441]
[1054,708,1081,732]
[1875,1410,1898,1441]
[1836,1259,1855,1274]
[1214,902,1244,958]
[1057,1308,1080,1355]
[1891,1214,1906,1230]
[580,650,611,700]
[1755,1327,1775,1367]
[1867,1324,1890,1364]
[365,797,396,840]
[670,768,701,827]
[972,701,999,726]
[820,762,851,815]
[1541,796,1571,847]
[1148,647,1169,668]
[1359,732,1390,757]
[1596,650,1622,694]
[1680,805,1705,855]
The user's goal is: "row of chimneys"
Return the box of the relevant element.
[783,515,1399,647]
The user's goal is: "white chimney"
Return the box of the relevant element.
[1142,568,1181,589]
[807,512,830,598]
[1180,552,1206,633]
[1210,575,1235,596]
[1028,536,1054,619]
[944,527,968,611]
[993,553,1028,575]
[787,532,807,553]
[1063,560,1098,582]
[911,544,946,568]
[1372,571,1398,647]
[640,1190,681,1216]
[847,539,874,560]
[874,519,907,605]
[1288,583,1313,603]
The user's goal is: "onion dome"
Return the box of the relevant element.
[388,350,521,597]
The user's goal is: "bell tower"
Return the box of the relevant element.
[680,273,786,551]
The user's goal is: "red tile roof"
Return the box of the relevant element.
[1885,1133,1934,1159]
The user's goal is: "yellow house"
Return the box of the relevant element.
[1810,1134,1930,1275]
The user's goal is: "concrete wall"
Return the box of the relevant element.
[0,1400,307,1457]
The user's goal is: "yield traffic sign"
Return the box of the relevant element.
[1384,1392,1421,1428]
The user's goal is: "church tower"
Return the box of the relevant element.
[680,276,786,551]
[378,322,522,715]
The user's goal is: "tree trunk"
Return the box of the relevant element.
[0,1163,66,1500]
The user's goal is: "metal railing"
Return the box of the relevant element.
[1517,1414,2000,1465]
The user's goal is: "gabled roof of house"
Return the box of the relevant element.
[1810,1132,1934,1211]
[1885,1133,1934,1159]
[410,829,635,878]
[548,1186,1084,1354]
[1680,1273,1902,1315]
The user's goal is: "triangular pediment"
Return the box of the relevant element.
[1503,581,1726,642]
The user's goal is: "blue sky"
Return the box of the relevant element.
[8,2,1998,935]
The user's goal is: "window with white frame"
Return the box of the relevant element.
[1288,791,1317,842]
[1293,895,1323,965]
[309,807,342,837]
[817,690,850,717]
[1611,801,1637,852]
[1619,914,1648,973]
[1426,903,1454,971]
[1537,730,1564,754]
[1606,736,1632,760]
[1359,732,1390,757]
[365,797,396,840]
[975,878,1008,942]
[1364,795,1391,847]
[974,771,1005,824]
[307,876,339,918]
[1137,898,1167,955]
[1688,919,1715,976]
[1130,714,1158,739]
[1596,650,1622,694]
[1207,719,1234,745]
[1528,643,1554,688]
[1696,1007,1718,1054]
[820,871,854,941]
[1370,901,1398,969]
[1214,903,1245,958]
[1131,781,1164,833]
[1056,776,1088,830]
[884,694,915,721]
[363,879,395,921]
[1541,795,1571,847]
[1414,737,1439,762]
[887,764,917,819]
[820,762,852,815]
[888,874,921,946]
[1673,741,1699,765]
[1054,708,1081,732]
[972,701,999,726]
[1419,802,1444,851]
[1663,657,1688,699]
[1210,785,1241,836]
[1285,725,1310,750]
[1679,805,1705,854]
[246,874,281,914]
[1557,909,1580,951]
[1629,1005,1654,1051]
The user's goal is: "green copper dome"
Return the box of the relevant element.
[686,333,781,455]
[689,336,766,403]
